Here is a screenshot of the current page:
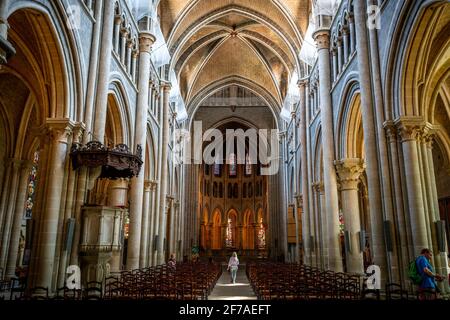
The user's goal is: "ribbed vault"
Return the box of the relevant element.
[158,0,311,113]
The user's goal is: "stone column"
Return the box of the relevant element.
[126,39,133,74]
[348,13,356,54]
[311,182,325,269]
[366,0,400,283]
[291,113,300,263]
[423,129,450,294]
[126,32,155,270]
[342,26,350,63]
[35,119,74,290]
[83,0,103,142]
[120,28,128,65]
[5,160,32,277]
[139,180,152,268]
[313,28,343,272]
[337,37,343,73]
[298,80,311,265]
[0,0,15,64]
[0,159,21,271]
[132,50,138,83]
[335,158,365,274]
[384,122,410,287]
[331,48,338,82]
[156,83,171,264]
[354,0,387,279]
[0,159,13,248]
[395,118,430,254]
[147,180,157,266]
[113,15,121,53]
[92,0,115,142]
[0,0,10,38]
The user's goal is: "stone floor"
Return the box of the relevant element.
[208,263,257,300]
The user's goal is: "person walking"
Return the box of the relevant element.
[168,253,176,271]
[227,252,239,284]
[416,248,444,300]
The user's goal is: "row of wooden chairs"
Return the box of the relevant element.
[247,262,412,300]
[3,261,221,300]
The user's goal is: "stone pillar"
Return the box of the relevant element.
[348,13,356,54]
[316,182,328,270]
[147,180,157,266]
[120,28,128,65]
[423,129,450,294]
[92,0,115,141]
[139,181,152,268]
[156,83,171,264]
[5,160,32,277]
[132,50,138,83]
[353,0,387,280]
[0,0,10,38]
[395,118,430,254]
[335,158,365,274]
[126,32,155,270]
[331,48,338,82]
[113,15,121,53]
[0,159,13,251]
[35,119,74,290]
[298,80,311,265]
[313,28,343,272]
[343,26,350,63]
[384,122,410,288]
[366,0,400,283]
[0,0,15,64]
[126,39,133,74]
[0,160,21,271]
[337,37,343,73]
[291,112,300,263]
[83,0,103,143]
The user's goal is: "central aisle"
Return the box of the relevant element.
[208,263,257,300]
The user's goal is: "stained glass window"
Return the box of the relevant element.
[245,153,252,175]
[339,210,344,235]
[226,218,233,248]
[124,215,130,239]
[24,151,39,220]
[257,217,266,249]
[229,153,236,176]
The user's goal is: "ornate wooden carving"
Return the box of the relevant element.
[70,141,143,178]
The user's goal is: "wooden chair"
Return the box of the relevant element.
[386,283,409,300]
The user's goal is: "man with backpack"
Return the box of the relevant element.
[413,248,444,300]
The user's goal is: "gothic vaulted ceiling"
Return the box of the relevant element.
[158,0,311,112]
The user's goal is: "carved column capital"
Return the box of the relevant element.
[73,122,86,144]
[144,180,152,192]
[342,25,350,35]
[312,181,324,194]
[161,81,172,93]
[45,118,75,144]
[120,28,129,37]
[138,32,156,54]
[420,123,440,149]
[335,158,365,190]
[312,29,330,50]
[114,15,122,25]
[297,79,308,88]
[383,120,397,144]
[394,117,426,143]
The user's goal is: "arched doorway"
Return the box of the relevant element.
[211,209,222,250]
[243,209,255,250]
[225,209,238,250]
